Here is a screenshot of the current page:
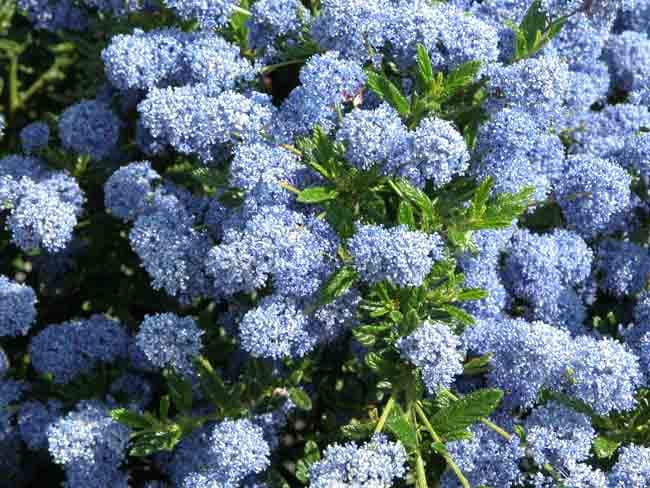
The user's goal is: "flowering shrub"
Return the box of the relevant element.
[2,0,650,486]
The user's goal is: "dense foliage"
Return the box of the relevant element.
[2,0,650,487]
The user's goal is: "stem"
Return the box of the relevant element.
[261,59,307,74]
[8,54,19,122]
[415,452,429,488]
[374,395,396,434]
[278,180,301,194]
[232,5,252,16]
[415,403,470,488]
[279,143,303,157]
[480,418,514,442]
[19,61,65,108]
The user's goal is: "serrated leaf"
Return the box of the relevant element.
[386,407,418,449]
[316,266,358,306]
[297,186,339,203]
[352,324,392,347]
[457,288,489,301]
[398,200,416,229]
[592,437,620,459]
[470,177,494,218]
[416,43,434,85]
[304,440,321,463]
[444,60,482,95]
[295,460,310,483]
[439,304,475,325]
[289,387,313,411]
[430,388,504,437]
[366,71,410,118]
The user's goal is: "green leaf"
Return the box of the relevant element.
[398,200,416,229]
[159,396,170,422]
[110,408,152,430]
[295,460,310,484]
[386,406,418,449]
[195,356,234,412]
[366,71,410,118]
[520,0,546,46]
[297,186,339,203]
[416,43,434,85]
[316,266,358,306]
[592,437,621,459]
[443,60,482,95]
[341,419,375,440]
[165,371,193,413]
[457,288,488,301]
[469,177,494,219]
[439,304,475,325]
[463,354,492,375]
[430,388,504,437]
[352,324,392,347]
[289,387,313,411]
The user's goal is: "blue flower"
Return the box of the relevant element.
[609,444,650,488]
[556,155,632,238]
[58,100,120,160]
[102,28,189,91]
[20,122,49,154]
[0,275,37,337]
[136,313,204,376]
[524,401,595,468]
[348,223,444,287]
[397,321,465,394]
[309,434,408,487]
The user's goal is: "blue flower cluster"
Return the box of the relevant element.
[348,224,444,287]
[167,418,270,486]
[30,315,130,384]
[397,321,465,394]
[8,0,650,486]
[136,313,204,377]
[0,275,37,337]
[47,400,130,487]
[0,155,85,252]
[309,434,408,487]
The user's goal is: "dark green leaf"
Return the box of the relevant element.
[469,177,494,219]
[439,304,475,325]
[520,0,546,46]
[195,356,234,412]
[341,419,375,440]
[159,396,170,422]
[165,371,193,413]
